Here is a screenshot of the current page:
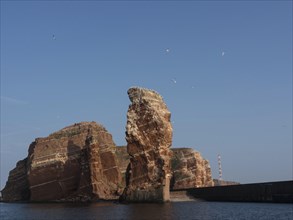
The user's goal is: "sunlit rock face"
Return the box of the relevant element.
[2,122,122,202]
[27,122,122,201]
[121,87,173,202]
[170,148,213,189]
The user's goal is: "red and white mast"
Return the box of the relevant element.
[218,154,223,180]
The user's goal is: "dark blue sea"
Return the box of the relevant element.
[1,201,292,220]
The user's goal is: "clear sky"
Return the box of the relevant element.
[0,1,292,189]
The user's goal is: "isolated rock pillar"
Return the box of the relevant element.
[121,87,173,202]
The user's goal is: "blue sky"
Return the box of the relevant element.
[1,1,292,189]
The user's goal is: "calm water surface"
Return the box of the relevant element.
[1,201,292,220]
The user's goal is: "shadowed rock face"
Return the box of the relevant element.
[2,122,122,202]
[121,87,173,202]
[1,159,30,201]
[171,148,213,189]
[116,146,131,188]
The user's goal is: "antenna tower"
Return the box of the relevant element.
[218,154,223,180]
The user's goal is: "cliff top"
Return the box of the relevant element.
[128,86,162,97]
[48,121,106,139]
[127,87,165,104]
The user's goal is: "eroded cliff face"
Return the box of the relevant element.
[171,148,213,189]
[2,122,122,202]
[121,87,173,202]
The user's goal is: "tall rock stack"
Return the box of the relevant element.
[121,87,173,202]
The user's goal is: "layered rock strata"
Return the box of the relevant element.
[171,148,213,189]
[1,159,30,201]
[121,87,173,202]
[2,122,122,202]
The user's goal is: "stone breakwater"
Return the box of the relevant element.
[183,180,293,203]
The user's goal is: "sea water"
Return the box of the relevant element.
[1,201,292,220]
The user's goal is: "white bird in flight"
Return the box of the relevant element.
[221,51,225,56]
[165,48,170,53]
[171,78,177,84]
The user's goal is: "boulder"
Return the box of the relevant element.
[121,87,173,202]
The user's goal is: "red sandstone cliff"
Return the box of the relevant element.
[1,159,30,201]
[2,88,214,202]
[2,122,122,202]
[121,87,173,202]
[171,148,213,189]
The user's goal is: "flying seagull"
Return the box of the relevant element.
[221,51,225,56]
[52,34,56,40]
[171,78,177,84]
[165,48,170,53]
